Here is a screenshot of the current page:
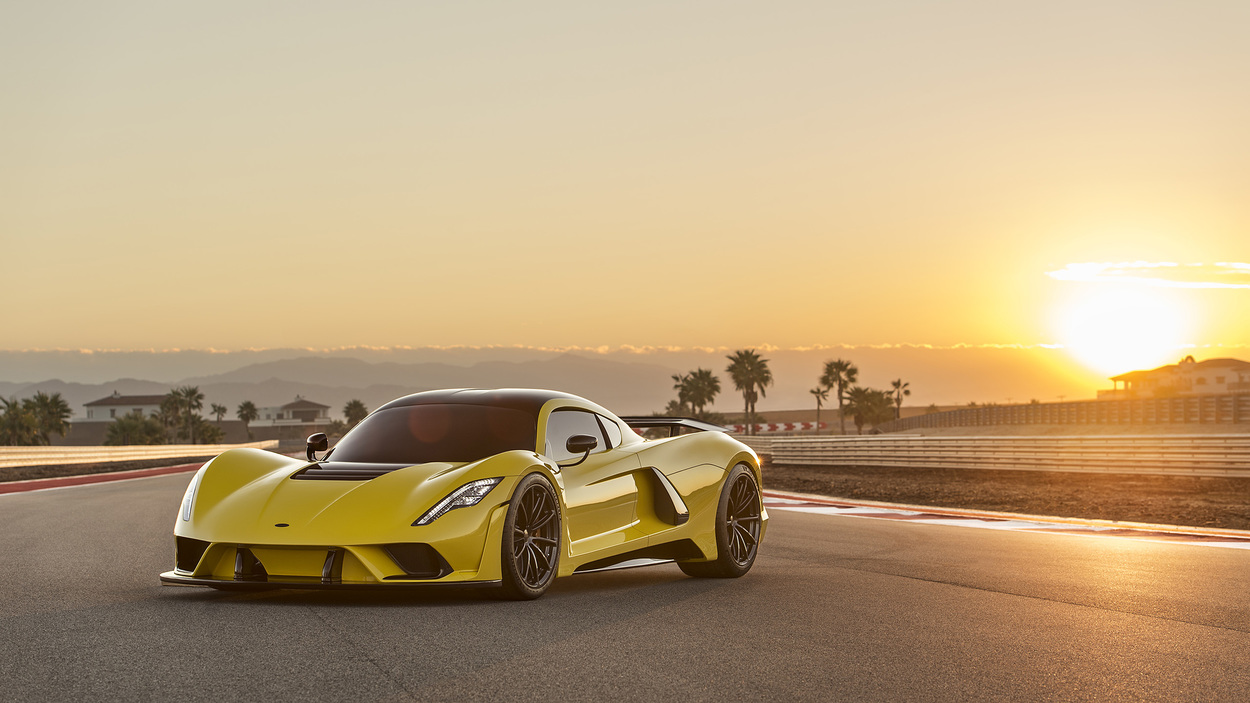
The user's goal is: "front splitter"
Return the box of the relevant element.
[159,571,500,590]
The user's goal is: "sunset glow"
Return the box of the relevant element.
[1052,286,1194,377]
[2,2,1248,391]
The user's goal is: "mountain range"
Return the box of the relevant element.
[0,343,1180,422]
[0,353,676,420]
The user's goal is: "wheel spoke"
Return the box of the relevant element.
[734,523,756,547]
[525,544,538,583]
[525,490,538,522]
[518,495,532,525]
[530,509,555,530]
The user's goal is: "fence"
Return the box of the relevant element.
[877,394,1250,433]
[764,434,1250,478]
[0,440,280,469]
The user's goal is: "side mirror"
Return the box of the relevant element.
[566,434,598,454]
[559,434,599,467]
[306,432,329,462]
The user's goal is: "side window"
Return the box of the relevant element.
[544,410,608,462]
[596,414,623,449]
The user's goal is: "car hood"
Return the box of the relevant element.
[186,449,537,545]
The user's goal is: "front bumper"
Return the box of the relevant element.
[159,570,500,590]
[166,495,513,588]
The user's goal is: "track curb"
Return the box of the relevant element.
[761,488,1250,539]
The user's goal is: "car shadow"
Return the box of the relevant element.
[157,563,741,609]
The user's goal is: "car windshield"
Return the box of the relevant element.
[328,404,537,464]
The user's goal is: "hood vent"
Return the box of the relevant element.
[292,461,411,481]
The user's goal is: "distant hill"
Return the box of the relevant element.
[2,343,1204,414]
[2,353,678,420]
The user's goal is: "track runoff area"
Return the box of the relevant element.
[5,460,1249,550]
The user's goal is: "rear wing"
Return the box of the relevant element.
[619,417,731,437]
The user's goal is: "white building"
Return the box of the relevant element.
[81,392,167,422]
[1099,357,1250,399]
[251,396,332,427]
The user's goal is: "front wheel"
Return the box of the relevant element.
[500,473,562,600]
[679,464,762,578]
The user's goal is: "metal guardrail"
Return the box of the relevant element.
[766,435,1250,478]
[728,434,774,457]
[0,441,280,469]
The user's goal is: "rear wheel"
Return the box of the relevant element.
[500,473,561,600]
[679,464,761,578]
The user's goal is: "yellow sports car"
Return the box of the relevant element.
[160,388,766,599]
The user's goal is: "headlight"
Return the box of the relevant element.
[412,477,502,526]
[180,468,206,521]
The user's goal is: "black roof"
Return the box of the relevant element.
[376,388,587,415]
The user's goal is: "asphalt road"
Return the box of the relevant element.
[1,474,1247,702]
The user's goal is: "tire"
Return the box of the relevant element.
[500,473,562,600]
[679,464,762,578]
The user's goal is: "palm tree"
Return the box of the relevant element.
[343,399,368,428]
[236,400,258,439]
[210,403,228,422]
[0,397,38,446]
[688,368,721,416]
[726,349,773,435]
[672,368,721,417]
[193,416,225,444]
[820,359,858,435]
[104,410,166,446]
[671,373,692,415]
[172,386,205,443]
[157,395,182,443]
[890,379,911,420]
[809,386,829,433]
[22,391,72,445]
[843,386,894,435]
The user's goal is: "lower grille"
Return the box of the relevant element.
[383,543,452,579]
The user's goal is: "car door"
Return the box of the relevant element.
[543,408,643,555]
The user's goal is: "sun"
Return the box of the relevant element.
[1052,286,1194,377]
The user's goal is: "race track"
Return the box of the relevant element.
[2,473,1247,701]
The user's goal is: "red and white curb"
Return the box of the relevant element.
[0,462,204,495]
[762,490,1250,550]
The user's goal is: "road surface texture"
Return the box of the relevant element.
[1,474,1246,702]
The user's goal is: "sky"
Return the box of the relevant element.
[3,1,1248,381]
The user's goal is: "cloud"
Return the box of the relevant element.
[1046,262,1250,289]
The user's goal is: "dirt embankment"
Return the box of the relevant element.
[765,463,1250,531]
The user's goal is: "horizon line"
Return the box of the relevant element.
[2,342,1248,355]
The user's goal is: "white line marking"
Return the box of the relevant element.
[765,500,1250,550]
